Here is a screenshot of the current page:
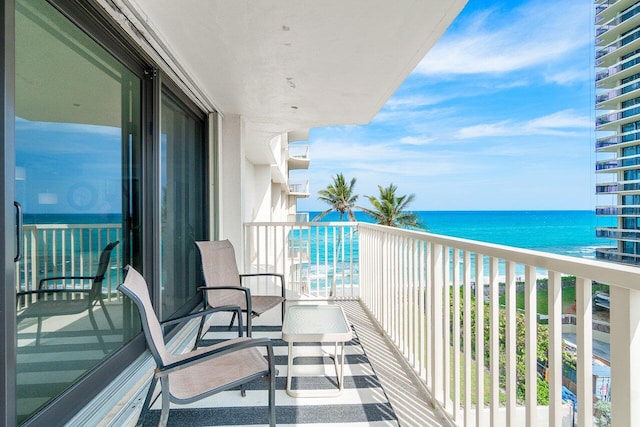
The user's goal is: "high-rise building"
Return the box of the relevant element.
[595,0,640,264]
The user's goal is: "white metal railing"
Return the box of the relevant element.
[245,220,640,426]
[244,221,358,298]
[16,223,123,300]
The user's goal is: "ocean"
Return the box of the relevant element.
[307,210,616,260]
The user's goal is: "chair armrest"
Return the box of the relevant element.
[160,337,273,375]
[16,288,91,302]
[197,285,253,316]
[39,275,94,289]
[160,304,243,327]
[239,273,286,298]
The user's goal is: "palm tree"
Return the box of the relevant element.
[313,173,358,221]
[313,173,358,296]
[362,183,420,228]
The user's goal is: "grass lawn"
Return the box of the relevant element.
[497,284,609,316]
[450,346,506,406]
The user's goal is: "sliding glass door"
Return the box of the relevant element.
[4,1,211,424]
[159,88,207,319]
[14,0,142,422]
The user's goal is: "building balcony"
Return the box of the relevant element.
[596,205,640,216]
[596,247,640,263]
[595,28,640,68]
[21,220,640,425]
[596,55,640,89]
[288,145,310,170]
[595,155,640,172]
[288,180,310,197]
[595,0,629,28]
[596,226,640,241]
[595,90,640,121]
[596,132,640,151]
[596,179,640,193]
[595,5,640,47]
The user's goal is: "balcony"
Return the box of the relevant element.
[240,221,640,426]
[595,27,640,68]
[596,205,640,216]
[596,179,640,193]
[288,145,310,170]
[288,180,310,197]
[21,221,640,425]
[596,226,640,240]
[595,155,640,171]
[596,132,640,150]
[596,247,640,263]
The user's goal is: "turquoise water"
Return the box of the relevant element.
[308,210,616,260]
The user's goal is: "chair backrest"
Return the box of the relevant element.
[91,241,119,298]
[195,240,244,307]
[118,266,170,367]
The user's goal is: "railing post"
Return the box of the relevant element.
[431,243,444,405]
[610,287,640,427]
[524,265,537,427]
[576,277,593,427]
[548,271,563,427]
[475,254,484,426]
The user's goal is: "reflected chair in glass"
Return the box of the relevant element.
[194,239,286,344]
[118,266,276,427]
[16,241,119,353]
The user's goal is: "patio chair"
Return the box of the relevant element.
[16,240,119,352]
[194,239,285,344]
[118,266,276,427]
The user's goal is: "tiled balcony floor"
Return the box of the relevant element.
[132,300,446,426]
[336,301,447,427]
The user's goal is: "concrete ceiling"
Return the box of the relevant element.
[133,0,467,133]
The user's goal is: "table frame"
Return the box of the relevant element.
[281,304,352,397]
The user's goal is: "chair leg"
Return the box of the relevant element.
[89,308,109,354]
[159,377,171,427]
[230,310,251,337]
[98,297,116,330]
[36,317,42,346]
[227,311,237,331]
[136,376,157,427]
[192,314,207,351]
[267,345,276,427]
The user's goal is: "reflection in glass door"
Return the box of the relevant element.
[14,0,141,423]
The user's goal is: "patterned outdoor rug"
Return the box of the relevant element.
[142,325,399,426]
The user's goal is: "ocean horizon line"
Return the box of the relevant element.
[303,209,596,213]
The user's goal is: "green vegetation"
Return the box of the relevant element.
[450,277,607,405]
[453,287,549,405]
[313,173,358,221]
[497,278,610,315]
[450,346,507,405]
[315,173,421,229]
[360,183,420,228]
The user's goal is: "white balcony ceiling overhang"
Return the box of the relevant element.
[131,0,467,160]
[16,0,466,163]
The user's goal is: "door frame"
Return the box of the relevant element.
[1,0,17,425]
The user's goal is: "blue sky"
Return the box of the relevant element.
[296,0,598,211]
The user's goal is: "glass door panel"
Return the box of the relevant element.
[15,0,141,422]
[160,90,207,319]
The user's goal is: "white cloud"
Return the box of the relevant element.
[399,136,434,146]
[544,68,592,85]
[384,95,444,110]
[455,109,592,139]
[414,0,591,76]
